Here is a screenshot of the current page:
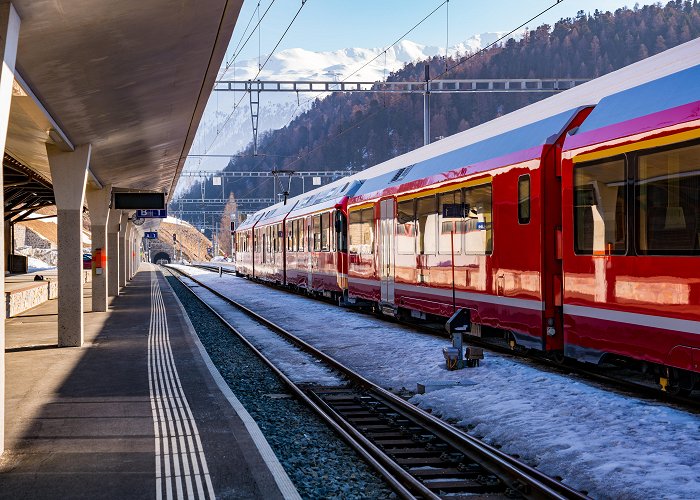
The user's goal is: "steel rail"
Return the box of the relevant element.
[169,264,586,499]
[164,266,433,499]
[198,264,700,410]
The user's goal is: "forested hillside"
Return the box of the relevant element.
[178,0,700,224]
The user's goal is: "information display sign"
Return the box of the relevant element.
[136,209,167,218]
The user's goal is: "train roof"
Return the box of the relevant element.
[564,63,700,151]
[353,107,583,198]
[286,179,364,218]
[237,179,364,229]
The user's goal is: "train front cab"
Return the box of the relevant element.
[561,73,700,391]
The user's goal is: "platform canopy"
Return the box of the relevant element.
[4,0,242,205]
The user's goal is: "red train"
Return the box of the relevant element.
[235,40,700,393]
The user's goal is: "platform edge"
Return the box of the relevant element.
[159,269,301,500]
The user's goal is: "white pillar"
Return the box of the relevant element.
[0,0,20,457]
[48,144,91,348]
[125,222,133,281]
[107,210,121,297]
[119,216,127,289]
[85,185,110,312]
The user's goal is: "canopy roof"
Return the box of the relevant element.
[6,0,242,200]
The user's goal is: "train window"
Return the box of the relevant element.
[574,159,626,255]
[361,208,374,254]
[349,208,374,255]
[397,199,416,254]
[439,190,463,254]
[287,223,293,251]
[313,215,321,251]
[464,184,493,255]
[296,219,302,252]
[518,175,531,224]
[349,210,362,254]
[277,224,281,252]
[416,195,438,255]
[636,143,700,255]
[321,212,331,251]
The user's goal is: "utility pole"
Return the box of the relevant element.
[424,64,430,146]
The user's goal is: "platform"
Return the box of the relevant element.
[4,269,91,318]
[0,264,297,499]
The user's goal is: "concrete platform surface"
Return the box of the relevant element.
[0,264,295,499]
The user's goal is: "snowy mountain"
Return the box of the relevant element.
[179,32,512,195]
[219,33,511,82]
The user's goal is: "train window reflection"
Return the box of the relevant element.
[439,190,463,254]
[397,199,416,254]
[637,143,700,255]
[574,158,626,255]
[464,184,493,255]
[321,212,331,251]
[313,215,321,251]
[416,195,438,255]
[349,208,374,255]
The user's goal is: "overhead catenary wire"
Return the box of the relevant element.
[240,0,449,168]
[432,0,566,81]
[201,0,569,200]
[205,0,310,153]
[274,0,570,170]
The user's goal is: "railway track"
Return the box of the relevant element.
[192,263,699,410]
[166,264,586,499]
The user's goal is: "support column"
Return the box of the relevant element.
[85,185,110,312]
[0,0,20,456]
[48,144,91,347]
[125,223,133,281]
[118,216,127,289]
[133,229,142,275]
[107,210,121,297]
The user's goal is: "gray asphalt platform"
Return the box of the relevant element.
[0,265,297,499]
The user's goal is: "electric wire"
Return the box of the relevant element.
[197,0,567,209]
[432,0,566,80]
[237,0,448,172]
[205,0,310,153]
[263,0,568,171]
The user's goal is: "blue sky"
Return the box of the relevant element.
[226,0,633,62]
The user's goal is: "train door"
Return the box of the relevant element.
[379,198,395,303]
[306,216,313,288]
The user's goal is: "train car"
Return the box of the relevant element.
[284,180,363,299]
[251,202,298,284]
[234,210,265,277]
[346,108,590,352]
[561,61,700,392]
[347,37,700,359]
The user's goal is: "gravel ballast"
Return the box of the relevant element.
[166,275,394,499]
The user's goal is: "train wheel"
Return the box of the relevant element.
[550,350,566,365]
[660,368,693,396]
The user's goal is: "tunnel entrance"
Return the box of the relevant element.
[152,251,171,264]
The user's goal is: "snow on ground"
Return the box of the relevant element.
[178,274,342,387]
[170,265,700,499]
[27,256,55,273]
